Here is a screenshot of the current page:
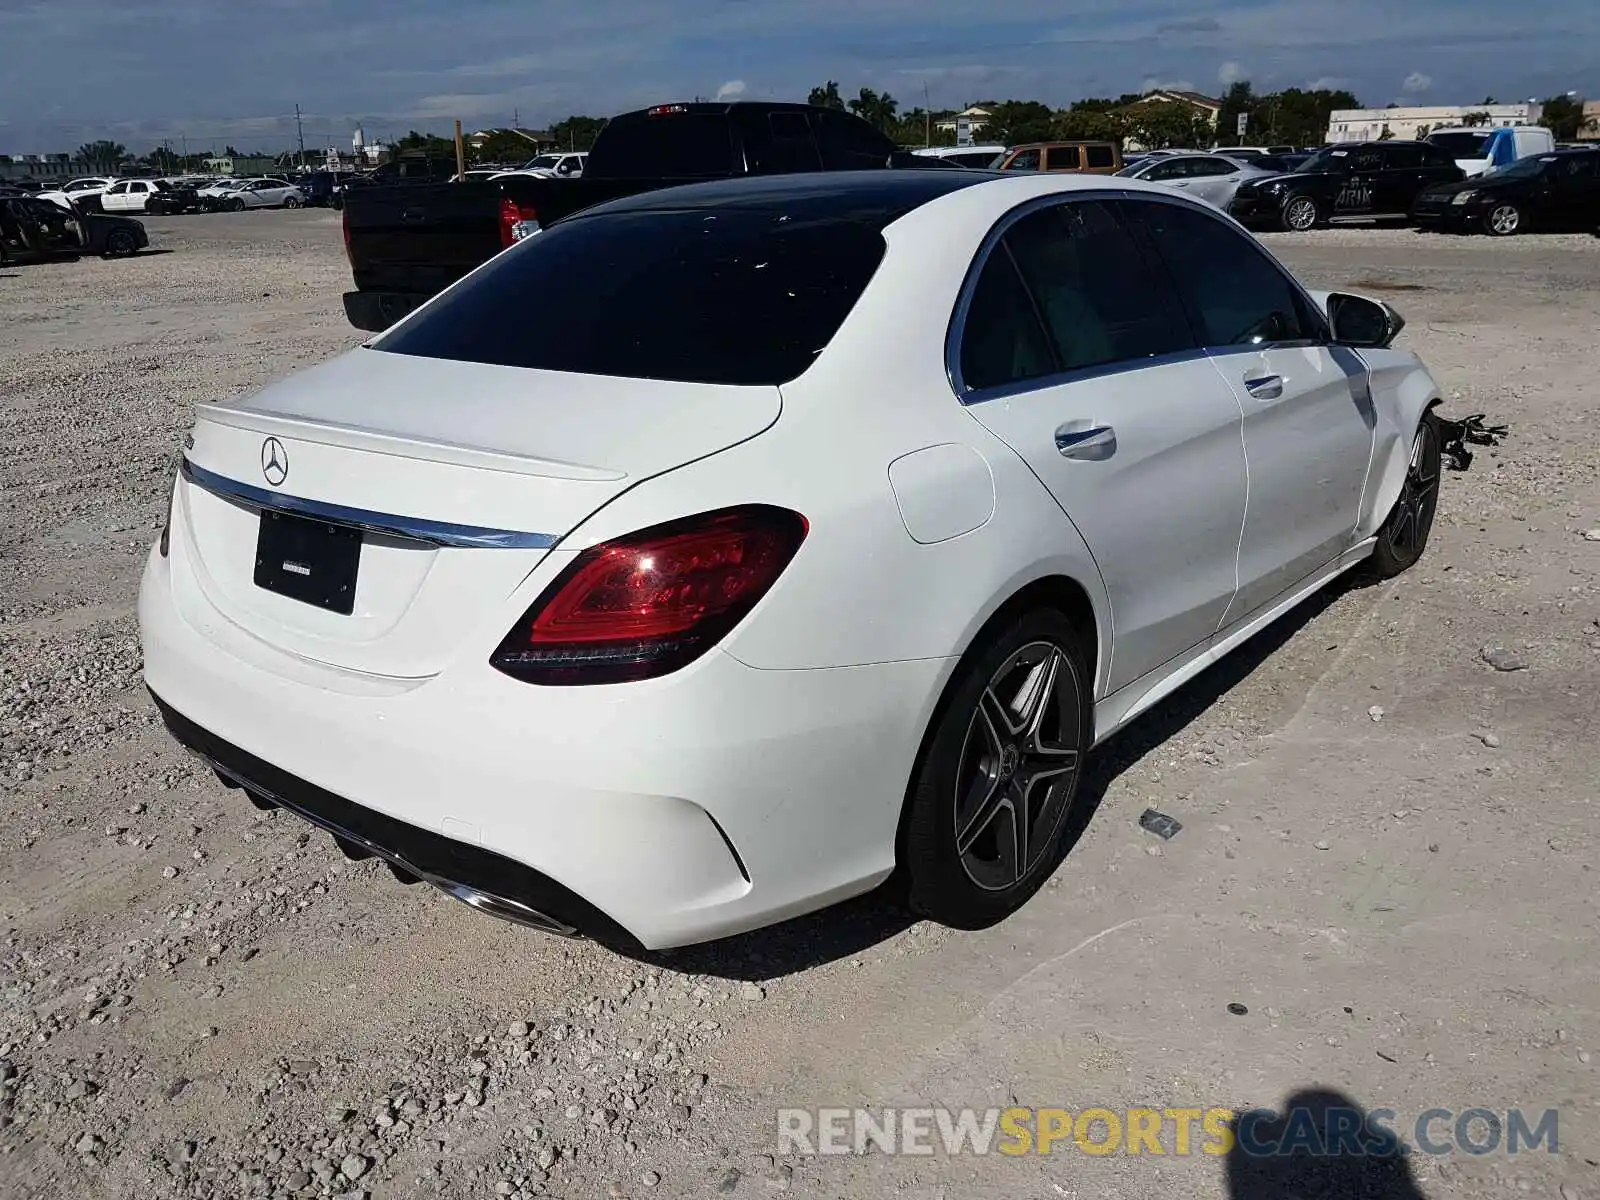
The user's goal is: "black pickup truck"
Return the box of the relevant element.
[340,101,949,332]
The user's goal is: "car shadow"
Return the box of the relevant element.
[1225,1088,1429,1199]
[612,571,1357,982]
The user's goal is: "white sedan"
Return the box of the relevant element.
[140,171,1446,951]
[217,178,306,210]
[1115,152,1276,208]
[37,176,117,211]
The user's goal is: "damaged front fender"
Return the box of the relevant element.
[1354,349,1445,539]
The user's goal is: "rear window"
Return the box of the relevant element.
[377,206,888,386]
[1085,145,1116,169]
[1428,131,1491,158]
[590,114,736,178]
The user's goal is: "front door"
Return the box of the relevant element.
[1128,196,1375,621]
[1549,154,1599,228]
[952,197,1249,693]
[100,181,132,212]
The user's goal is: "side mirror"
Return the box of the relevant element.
[1327,292,1404,348]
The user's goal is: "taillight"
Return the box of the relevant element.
[491,506,808,685]
[497,195,539,248]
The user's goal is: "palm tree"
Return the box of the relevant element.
[76,140,128,173]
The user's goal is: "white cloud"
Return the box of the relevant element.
[1218,60,1246,86]
[715,79,747,101]
[1142,77,1197,93]
[1402,71,1433,93]
[1306,76,1347,91]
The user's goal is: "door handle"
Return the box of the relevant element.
[1244,373,1284,400]
[1055,423,1116,460]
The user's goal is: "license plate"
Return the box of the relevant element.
[253,512,361,614]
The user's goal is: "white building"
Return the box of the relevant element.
[1326,103,1541,144]
[935,107,992,135]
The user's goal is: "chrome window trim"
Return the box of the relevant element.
[180,458,560,550]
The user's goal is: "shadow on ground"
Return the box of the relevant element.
[1225,1088,1429,1199]
[621,574,1355,981]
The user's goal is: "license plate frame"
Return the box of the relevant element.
[253,511,361,615]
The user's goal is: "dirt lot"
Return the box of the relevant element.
[2,209,1598,1200]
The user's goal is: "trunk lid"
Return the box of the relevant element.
[177,348,780,678]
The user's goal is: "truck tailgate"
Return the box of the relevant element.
[342,182,505,296]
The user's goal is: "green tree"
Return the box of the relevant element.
[545,115,607,151]
[847,87,899,133]
[1539,94,1586,141]
[1378,124,1395,140]
[808,81,845,110]
[472,130,534,164]
[1120,101,1212,150]
[394,130,457,156]
[146,146,184,173]
[1461,111,1490,127]
[984,100,1058,145]
[77,140,128,172]
[1481,95,1499,105]
[1216,81,1255,142]
[1414,124,1432,140]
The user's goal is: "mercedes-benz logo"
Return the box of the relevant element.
[998,744,1020,780]
[260,437,289,487]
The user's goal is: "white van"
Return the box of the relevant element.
[911,145,1008,169]
[1425,126,1555,178]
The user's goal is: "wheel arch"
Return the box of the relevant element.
[892,570,1104,868]
[1355,353,1445,537]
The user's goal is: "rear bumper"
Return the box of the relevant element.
[138,542,945,950]
[343,290,427,333]
[1226,194,1279,226]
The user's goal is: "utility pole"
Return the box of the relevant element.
[295,103,306,167]
[514,106,519,130]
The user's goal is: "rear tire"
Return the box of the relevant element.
[903,609,1092,930]
[1368,413,1442,578]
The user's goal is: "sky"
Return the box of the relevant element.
[1,0,1596,154]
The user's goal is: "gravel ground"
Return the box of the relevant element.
[2,209,1599,1200]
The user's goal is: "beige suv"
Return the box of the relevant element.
[996,141,1123,176]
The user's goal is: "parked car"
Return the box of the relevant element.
[1411,148,1600,235]
[36,176,118,212]
[143,170,1447,951]
[1425,125,1556,179]
[1227,141,1464,230]
[100,177,178,213]
[994,141,1123,175]
[216,178,307,210]
[1211,145,1296,158]
[516,152,589,177]
[911,145,1008,169]
[340,100,951,332]
[1114,152,1275,209]
[0,195,148,262]
[145,181,204,215]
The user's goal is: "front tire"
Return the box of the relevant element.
[1368,413,1442,578]
[903,610,1091,929]
[1282,194,1321,232]
[104,229,137,258]
[284,196,301,209]
[229,197,245,212]
[1484,202,1522,236]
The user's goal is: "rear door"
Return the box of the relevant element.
[1374,142,1428,213]
[1549,154,1600,227]
[1044,145,1080,172]
[1332,146,1382,217]
[1182,156,1245,205]
[1127,196,1374,620]
[954,197,1248,693]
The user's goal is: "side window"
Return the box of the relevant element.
[1194,157,1239,176]
[1006,201,1193,373]
[1563,156,1597,180]
[1085,145,1115,170]
[1351,148,1383,171]
[742,110,823,173]
[1005,149,1041,172]
[1130,199,1316,348]
[815,112,892,170]
[106,182,129,194]
[1044,145,1080,171]
[1385,144,1424,169]
[1144,160,1183,181]
[957,246,1056,392]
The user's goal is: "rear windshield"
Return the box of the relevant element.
[589,113,736,178]
[1428,131,1492,158]
[376,206,888,386]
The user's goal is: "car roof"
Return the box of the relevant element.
[1009,140,1117,149]
[572,169,994,222]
